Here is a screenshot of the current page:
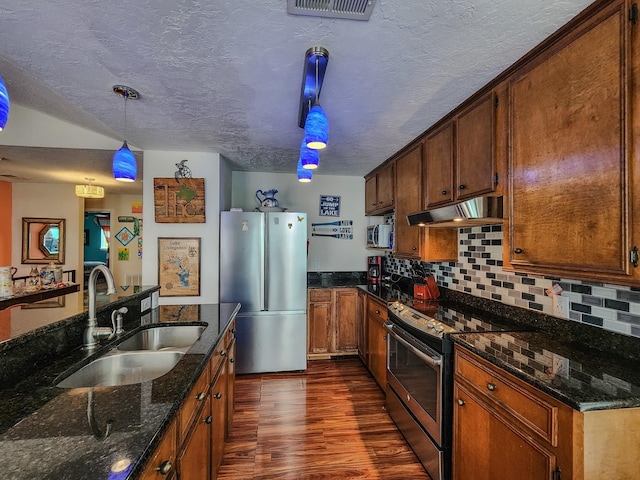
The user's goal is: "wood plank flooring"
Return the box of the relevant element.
[217,358,432,480]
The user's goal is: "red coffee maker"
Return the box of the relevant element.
[367,256,383,294]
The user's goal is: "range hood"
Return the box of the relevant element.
[407,196,503,227]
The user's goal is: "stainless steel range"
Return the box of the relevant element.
[385,301,457,480]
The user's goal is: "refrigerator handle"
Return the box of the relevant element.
[262,214,268,311]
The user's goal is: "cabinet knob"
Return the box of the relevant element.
[231,328,236,334]
[487,383,497,391]
[220,349,227,357]
[383,335,387,340]
[230,357,235,363]
[205,415,213,424]
[156,460,172,475]
[441,190,447,195]
[375,309,381,315]
[412,246,417,250]
[514,248,523,254]
[459,184,466,190]
[457,398,465,406]
[214,392,223,399]
[196,392,206,401]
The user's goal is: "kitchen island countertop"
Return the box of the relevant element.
[0,302,240,480]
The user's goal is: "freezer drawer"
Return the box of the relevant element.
[235,313,307,374]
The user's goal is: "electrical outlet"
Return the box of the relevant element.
[551,353,570,377]
[141,297,151,312]
[552,295,570,318]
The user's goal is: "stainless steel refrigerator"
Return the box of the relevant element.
[219,211,307,374]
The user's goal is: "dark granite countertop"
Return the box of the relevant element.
[359,285,640,412]
[0,301,241,480]
[307,271,366,288]
[452,330,640,412]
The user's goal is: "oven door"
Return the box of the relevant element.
[385,322,443,445]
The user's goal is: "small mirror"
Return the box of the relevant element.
[22,218,65,264]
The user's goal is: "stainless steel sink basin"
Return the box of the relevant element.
[56,351,185,388]
[116,325,206,351]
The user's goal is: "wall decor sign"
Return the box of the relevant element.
[154,178,205,223]
[311,220,353,239]
[115,227,135,246]
[118,248,130,261]
[158,237,201,297]
[319,195,340,217]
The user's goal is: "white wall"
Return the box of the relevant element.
[11,183,83,279]
[142,151,221,305]
[231,171,369,273]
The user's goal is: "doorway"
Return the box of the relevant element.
[83,212,110,288]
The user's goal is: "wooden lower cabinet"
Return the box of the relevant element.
[453,345,640,480]
[307,288,358,357]
[356,289,367,363]
[140,319,236,480]
[365,296,387,389]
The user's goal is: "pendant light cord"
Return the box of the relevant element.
[314,56,319,106]
[123,93,128,143]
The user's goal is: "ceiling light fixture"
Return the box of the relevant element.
[75,178,105,199]
[300,138,319,170]
[299,47,329,150]
[297,158,312,183]
[112,85,139,182]
[0,76,10,131]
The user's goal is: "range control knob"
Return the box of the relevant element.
[433,324,444,333]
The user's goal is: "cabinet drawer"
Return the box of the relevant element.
[140,419,177,479]
[178,364,210,444]
[367,298,388,324]
[455,347,558,446]
[309,288,332,302]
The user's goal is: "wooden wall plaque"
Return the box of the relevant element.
[154,178,205,223]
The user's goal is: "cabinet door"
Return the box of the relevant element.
[356,289,367,362]
[394,143,423,258]
[425,121,455,208]
[177,395,211,480]
[456,93,496,201]
[376,162,395,210]
[226,337,236,438]
[367,315,387,389]
[140,420,177,480]
[453,384,557,480]
[334,288,358,352]
[307,294,333,354]
[509,1,630,280]
[211,362,228,479]
[365,175,378,214]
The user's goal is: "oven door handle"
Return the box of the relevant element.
[386,325,442,367]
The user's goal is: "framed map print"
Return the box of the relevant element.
[158,237,201,297]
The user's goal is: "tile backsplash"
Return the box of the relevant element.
[384,224,640,339]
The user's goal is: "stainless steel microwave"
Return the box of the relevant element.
[367,224,392,248]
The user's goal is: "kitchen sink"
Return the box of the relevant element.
[56,350,185,388]
[116,324,206,352]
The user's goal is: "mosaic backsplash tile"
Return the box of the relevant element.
[384,224,640,339]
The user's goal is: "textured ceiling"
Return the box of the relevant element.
[0,0,593,194]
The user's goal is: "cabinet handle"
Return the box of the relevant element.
[230,357,235,363]
[195,392,206,401]
[214,392,222,399]
[220,349,227,356]
[459,184,465,190]
[412,246,417,250]
[514,248,523,254]
[231,328,236,334]
[457,398,465,406]
[487,383,497,391]
[156,460,172,475]
[441,190,447,195]
[205,415,213,424]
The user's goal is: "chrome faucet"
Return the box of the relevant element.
[83,265,118,351]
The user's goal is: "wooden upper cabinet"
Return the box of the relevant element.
[394,142,423,258]
[424,93,497,210]
[365,162,395,215]
[424,121,455,209]
[508,0,634,283]
[456,92,496,201]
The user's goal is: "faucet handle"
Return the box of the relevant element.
[111,307,128,335]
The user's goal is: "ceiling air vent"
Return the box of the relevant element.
[288,0,376,21]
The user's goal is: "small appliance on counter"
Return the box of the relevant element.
[367,256,383,294]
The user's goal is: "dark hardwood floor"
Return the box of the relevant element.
[217,357,432,480]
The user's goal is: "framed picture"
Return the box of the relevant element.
[158,237,201,297]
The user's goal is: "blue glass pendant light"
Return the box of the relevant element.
[0,76,10,131]
[297,158,312,182]
[304,54,328,150]
[112,85,139,182]
[300,138,319,170]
